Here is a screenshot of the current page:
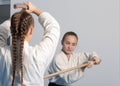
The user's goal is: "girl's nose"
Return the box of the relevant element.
[68,45,72,49]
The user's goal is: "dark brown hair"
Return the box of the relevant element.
[61,31,78,44]
[10,11,34,86]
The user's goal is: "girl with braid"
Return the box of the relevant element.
[0,2,60,86]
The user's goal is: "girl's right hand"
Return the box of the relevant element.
[14,2,42,16]
[87,61,95,68]
[24,2,42,15]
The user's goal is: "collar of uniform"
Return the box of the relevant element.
[61,50,73,57]
[61,50,74,62]
[24,41,29,47]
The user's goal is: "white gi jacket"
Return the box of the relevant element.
[0,19,10,47]
[48,51,98,86]
[0,12,60,86]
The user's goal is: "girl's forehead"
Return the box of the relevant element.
[65,35,77,40]
[64,35,78,43]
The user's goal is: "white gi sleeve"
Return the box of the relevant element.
[34,12,60,68]
[0,19,11,47]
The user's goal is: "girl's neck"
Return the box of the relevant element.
[66,54,71,61]
[62,49,71,61]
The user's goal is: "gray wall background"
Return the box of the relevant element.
[11,0,120,86]
[0,0,10,24]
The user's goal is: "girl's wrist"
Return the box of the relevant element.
[33,8,43,16]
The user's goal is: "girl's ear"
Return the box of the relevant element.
[29,28,33,35]
[28,26,33,35]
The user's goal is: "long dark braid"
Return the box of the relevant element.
[10,11,34,86]
[19,12,34,85]
[11,12,21,86]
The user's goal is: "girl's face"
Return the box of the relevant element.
[62,35,78,55]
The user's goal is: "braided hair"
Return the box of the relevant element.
[10,11,34,86]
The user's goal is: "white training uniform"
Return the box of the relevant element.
[0,12,60,86]
[0,19,11,47]
[48,51,98,86]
